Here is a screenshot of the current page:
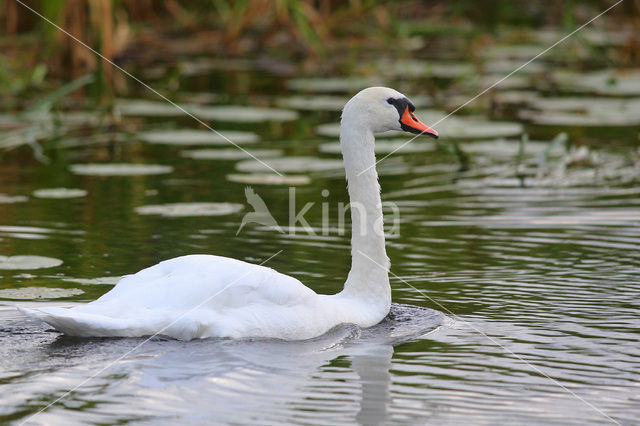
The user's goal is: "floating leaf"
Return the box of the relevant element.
[179,58,254,75]
[276,95,350,111]
[382,60,474,78]
[182,149,282,160]
[61,276,121,285]
[115,99,192,117]
[472,74,531,91]
[236,157,344,173]
[227,173,311,185]
[463,138,564,157]
[116,100,298,122]
[0,226,52,241]
[0,255,63,270]
[0,194,28,203]
[33,188,88,199]
[135,202,243,217]
[286,76,384,93]
[479,44,547,60]
[70,163,174,176]
[192,105,298,122]
[520,96,640,126]
[0,287,83,299]
[552,69,640,96]
[138,129,259,145]
[483,59,545,75]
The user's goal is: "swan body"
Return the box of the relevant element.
[20,87,438,341]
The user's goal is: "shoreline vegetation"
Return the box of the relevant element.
[2,1,639,104]
[1,1,639,179]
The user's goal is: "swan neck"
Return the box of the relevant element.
[339,120,390,305]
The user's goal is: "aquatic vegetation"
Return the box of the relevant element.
[117,100,298,122]
[520,96,640,126]
[379,60,475,79]
[551,69,640,96]
[0,194,28,203]
[236,156,344,173]
[0,255,63,270]
[287,77,385,93]
[61,276,121,286]
[182,148,282,160]
[226,173,311,185]
[70,163,174,176]
[0,287,83,299]
[138,129,259,145]
[32,188,88,199]
[135,202,244,217]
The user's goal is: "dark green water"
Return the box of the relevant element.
[1,40,640,425]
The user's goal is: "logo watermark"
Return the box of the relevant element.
[237,187,401,237]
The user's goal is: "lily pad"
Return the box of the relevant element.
[552,69,640,96]
[382,60,474,78]
[116,99,196,117]
[462,139,565,157]
[70,163,174,176]
[0,194,28,203]
[529,97,640,112]
[534,28,630,48]
[180,58,254,75]
[319,139,436,154]
[0,226,52,235]
[236,157,344,173]
[479,44,547,60]
[116,99,298,122]
[138,129,259,145]
[493,90,540,105]
[483,59,545,75]
[33,188,88,199]
[520,97,640,126]
[181,148,282,160]
[192,106,298,122]
[521,110,640,127]
[0,255,63,270]
[286,76,384,93]
[61,276,121,285]
[135,202,244,217]
[440,119,524,139]
[474,74,531,91]
[226,173,311,185]
[0,287,83,299]
[276,95,351,111]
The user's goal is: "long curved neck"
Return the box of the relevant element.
[339,119,391,306]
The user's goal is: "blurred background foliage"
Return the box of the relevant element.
[1,0,639,107]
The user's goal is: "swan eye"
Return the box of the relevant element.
[387,98,394,105]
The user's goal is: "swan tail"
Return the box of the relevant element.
[18,306,209,340]
[17,306,133,337]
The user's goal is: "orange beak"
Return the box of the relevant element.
[400,106,439,139]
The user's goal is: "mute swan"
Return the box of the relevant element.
[20,87,438,341]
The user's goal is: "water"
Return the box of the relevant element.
[1,45,640,425]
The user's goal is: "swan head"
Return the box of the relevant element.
[342,87,438,139]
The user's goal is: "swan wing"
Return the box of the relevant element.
[22,255,319,340]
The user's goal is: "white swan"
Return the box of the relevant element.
[20,87,438,341]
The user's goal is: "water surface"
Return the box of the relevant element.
[1,32,640,425]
